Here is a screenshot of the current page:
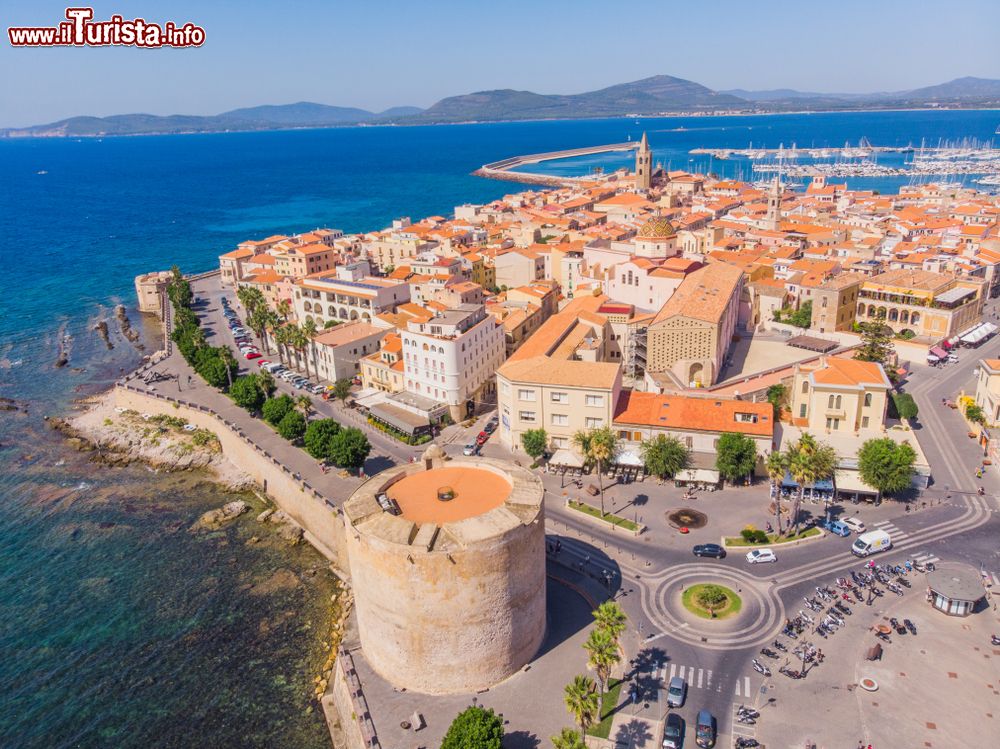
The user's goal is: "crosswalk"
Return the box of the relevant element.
[655,663,753,698]
[872,519,908,541]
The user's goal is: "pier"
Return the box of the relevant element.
[474,141,638,185]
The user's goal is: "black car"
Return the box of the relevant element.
[692,543,726,559]
[661,712,684,749]
[484,421,497,434]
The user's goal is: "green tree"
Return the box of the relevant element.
[715,432,758,484]
[766,450,788,534]
[563,675,599,737]
[786,433,837,532]
[237,286,266,317]
[440,706,504,749]
[891,392,919,421]
[303,418,341,460]
[257,369,277,398]
[262,394,295,426]
[573,426,619,517]
[640,434,689,481]
[551,728,586,749]
[331,379,353,405]
[592,600,627,641]
[276,298,292,322]
[854,320,895,365]
[295,394,313,418]
[230,374,265,412]
[521,428,549,461]
[766,384,787,420]
[584,627,620,715]
[302,317,319,377]
[277,410,307,441]
[787,300,813,328]
[328,427,371,471]
[273,324,292,367]
[695,584,729,610]
[857,438,916,502]
[198,354,232,389]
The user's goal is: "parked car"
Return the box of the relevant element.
[309,384,326,395]
[692,543,726,559]
[746,548,777,564]
[841,516,866,534]
[476,430,489,445]
[463,443,478,456]
[256,360,271,367]
[662,713,684,749]
[245,352,262,360]
[694,710,716,748]
[280,371,299,382]
[666,675,687,707]
[220,297,228,306]
[818,518,850,536]
[483,420,497,434]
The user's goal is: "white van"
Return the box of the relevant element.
[851,529,891,557]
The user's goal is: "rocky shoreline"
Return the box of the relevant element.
[50,390,253,490]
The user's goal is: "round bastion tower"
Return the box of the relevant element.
[342,445,546,695]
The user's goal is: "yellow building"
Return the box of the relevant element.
[496,294,622,452]
[857,269,985,340]
[645,263,743,388]
[810,273,865,334]
[360,333,405,393]
[790,357,890,434]
[974,358,1000,426]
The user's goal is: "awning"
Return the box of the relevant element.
[929,346,948,358]
[782,470,834,490]
[549,449,584,468]
[835,469,878,495]
[676,468,720,483]
[614,451,644,467]
[368,402,429,435]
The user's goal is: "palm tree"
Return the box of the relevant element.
[583,627,620,714]
[301,317,319,379]
[591,601,627,641]
[563,675,599,737]
[766,450,788,534]
[260,308,280,356]
[295,394,313,418]
[273,324,291,366]
[276,298,292,322]
[287,324,307,376]
[573,427,618,517]
[787,433,837,533]
[237,286,265,317]
[639,434,689,483]
[551,728,586,749]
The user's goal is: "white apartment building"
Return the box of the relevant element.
[293,271,410,325]
[401,304,505,420]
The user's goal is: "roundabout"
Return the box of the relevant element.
[640,563,785,650]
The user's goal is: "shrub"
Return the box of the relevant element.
[303,418,341,459]
[230,374,266,412]
[262,394,294,426]
[695,585,728,610]
[328,427,371,470]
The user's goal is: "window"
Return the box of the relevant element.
[835,395,842,409]
[826,417,840,430]
[551,392,569,404]
[864,393,872,407]
[551,414,569,426]
[585,417,603,429]
[518,389,535,402]
[801,381,809,394]
[735,412,758,423]
[862,416,870,428]
[618,430,630,440]
[799,404,807,418]
[519,411,536,423]
[552,436,568,448]
[586,394,604,408]
[828,395,835,408]
[685,436,693,448]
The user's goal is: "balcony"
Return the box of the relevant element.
[825,408,846,419]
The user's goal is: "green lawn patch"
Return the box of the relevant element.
[568,500,640,532]
[724,527,821,546]
[587,678,624,740]
[681,584,743,620]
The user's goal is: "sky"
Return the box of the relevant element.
[2,0,999,127]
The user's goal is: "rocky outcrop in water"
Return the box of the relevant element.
[93,320,113,349]
[115,305,144,350]
[194,500,250,530]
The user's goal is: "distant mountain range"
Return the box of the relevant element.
[4,75,999,138]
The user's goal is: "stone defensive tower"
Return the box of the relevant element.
[342,447,546,695]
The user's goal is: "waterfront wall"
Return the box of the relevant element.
[325,647,381,749]
[113,385,349,569]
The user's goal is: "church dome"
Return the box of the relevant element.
[637,216,676,239]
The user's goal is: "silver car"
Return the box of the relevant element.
[666,675,687,708]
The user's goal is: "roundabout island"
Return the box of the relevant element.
[681,583,743,620]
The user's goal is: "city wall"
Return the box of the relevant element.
[113,385,349,570]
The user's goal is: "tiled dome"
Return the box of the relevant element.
[637,216,676,239]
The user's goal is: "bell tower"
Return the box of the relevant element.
[765,174,782,231]
[635,132,652,190]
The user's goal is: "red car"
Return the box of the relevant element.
[476,431,489,446]
[256,359,271,367]
[245,351,262,360]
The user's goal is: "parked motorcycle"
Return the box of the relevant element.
[760,647,779,659]
[752,659,771,676]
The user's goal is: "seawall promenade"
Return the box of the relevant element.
[473,141,637,184]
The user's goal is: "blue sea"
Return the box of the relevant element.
[0,109,998,747]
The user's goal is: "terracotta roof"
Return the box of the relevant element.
[613,391,773,437]
[651,264,743,325]
[313,321,384,347]
[808,358,890,388]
